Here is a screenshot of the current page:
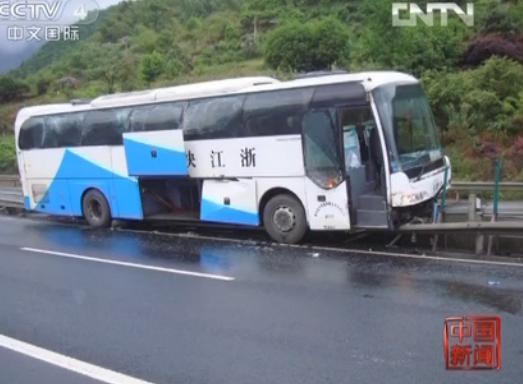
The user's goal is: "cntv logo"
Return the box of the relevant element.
[392,2,474,27]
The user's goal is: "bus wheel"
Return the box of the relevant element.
[82,189,111,228]
[263,194,307,244]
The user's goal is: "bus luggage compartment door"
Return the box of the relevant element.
[201,179,259,226]
[123,130,188,176]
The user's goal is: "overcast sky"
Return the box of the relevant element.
[0,0,127,73]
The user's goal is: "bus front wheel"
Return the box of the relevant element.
[263,194,307,244]
[82,189,111,228]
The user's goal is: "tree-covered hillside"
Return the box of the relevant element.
[1,0,523,180]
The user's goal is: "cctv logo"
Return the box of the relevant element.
[0,1,63,21]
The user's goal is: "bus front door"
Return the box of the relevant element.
[341,106,389,229]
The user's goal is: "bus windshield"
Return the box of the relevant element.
[373,83,442,175]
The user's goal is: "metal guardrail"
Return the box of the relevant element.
[451,181,523,192]
[0,175,20,187]
[400,220,523,232]
[0,176,22,208]
[0,186,23,208]
[445,201,523,218]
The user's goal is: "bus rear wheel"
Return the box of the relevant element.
[82,189,111,228]
[263,194,307,244]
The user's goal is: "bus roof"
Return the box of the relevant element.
[15,71,417,125]
[92,76,280,107]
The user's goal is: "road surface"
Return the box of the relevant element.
[0,214,522,383]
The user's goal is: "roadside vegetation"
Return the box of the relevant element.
[0,0,522,181]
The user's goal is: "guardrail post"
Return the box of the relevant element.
[487,159,503,256]
[432,166,450,252]
[468,193,476,222]
[468,193,484,255]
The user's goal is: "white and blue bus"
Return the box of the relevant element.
[15,72,450,243]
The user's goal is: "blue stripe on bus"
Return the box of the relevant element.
[23,196,30,210]
[201,199,259,226]
[34,150,143,220]
[123,138,188,176]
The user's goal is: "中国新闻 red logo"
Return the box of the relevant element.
[444,315,501,370]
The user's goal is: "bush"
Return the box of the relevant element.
[461,90,503,132]
[475,0,523,35]
[264,17,350,72]
[0,135,16,173]
[423,56,523,181]
[0,76,30,102]
[35,76,52,96]
[424,57,523,135]
[507,136,523,170]
[471,56,523,100]
[463,34,523,67]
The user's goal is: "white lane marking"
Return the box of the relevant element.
[20,247,235,282]
[118,228,523,269]
[0,334,155,384]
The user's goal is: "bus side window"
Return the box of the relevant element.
[184,96,244,140]
[19,117,45,150]
[302,109,343,189]
[129,108,148,132]
[243,88,313,137]
[129,102,184,132]
[45,113,83,148]
[82,109,129,146]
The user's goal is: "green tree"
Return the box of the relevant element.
[86,43,126,93]
[141,52,165,83]
[264,17,350,72]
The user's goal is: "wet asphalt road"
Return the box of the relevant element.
[0,214,522,384]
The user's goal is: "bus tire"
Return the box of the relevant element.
[263,194,307,244]
[82,189,111,228]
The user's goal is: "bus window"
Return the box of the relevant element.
[302,109,343,189]
[341,106,383,187]
[343,128,361,169]
[128,108,147,132]
[45,113,84,148]
[129,102,185,132]
[82,108,129,146]
[243,88,313,137]
[311,82,367,108]
[18,117,45,150]
[340,107,378,168]
[184,95,244,140]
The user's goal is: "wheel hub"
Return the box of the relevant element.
[273,206,296,232]
[88,199,102,220]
